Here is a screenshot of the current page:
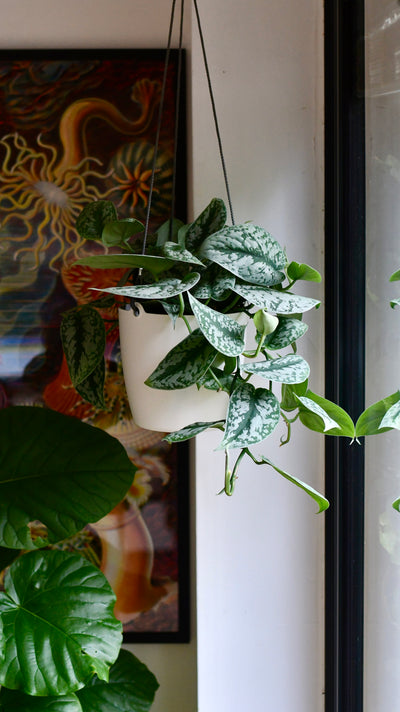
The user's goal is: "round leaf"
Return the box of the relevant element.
[0,407,136,549]
[0,550,122,696]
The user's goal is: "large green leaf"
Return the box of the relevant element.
[355,391,400,437]
[199,224,286,286]
[75,254,175,274]
[0,407,136,549]
[185,198,227,252]
[220,382,280,449]
[232,283,320,312]
[61,306,105,387]
[92,273,200,300]
[256,456,329,513]
[76,649,159,712]
[297,391,355,438]
[145,329,218,389]
[264,317,308,349]
[244,354,310,384]
[188,293,246,357]
[0,689,82,711]
[0,650,159,712]
[76,201,117,241]
[0,550,122,696]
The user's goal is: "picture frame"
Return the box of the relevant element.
[0,49,190,643]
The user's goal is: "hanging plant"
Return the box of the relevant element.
[61,197,356,505]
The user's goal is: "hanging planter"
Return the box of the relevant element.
[60,0,356,503]
[118,304,232,431]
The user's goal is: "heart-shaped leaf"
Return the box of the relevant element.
[264,318,308,349]
[199,224,286,286]
[102,219,144,246]
[76,649,159,712]
[244,354,310,384]
[92,273,200,300]
[75,359,106,409]
[286,261,322,283]
[146,330,218,389]
[185,198,227,252]
[0,550,122,696]
[188,293,246,357]
[232,283,320,312]
[0,407,136,549]
[61,306,105,387]
[76,201,117,241]
[220,382,280,449]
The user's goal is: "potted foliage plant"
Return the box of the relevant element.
[61,196,355,501]
[0,405,158,711]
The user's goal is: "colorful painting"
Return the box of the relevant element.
[0,50,189,642]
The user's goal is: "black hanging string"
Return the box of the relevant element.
[143,0,235,258]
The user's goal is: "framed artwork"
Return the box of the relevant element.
[0,49,190,642]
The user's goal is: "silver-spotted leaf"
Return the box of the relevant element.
[232,283,320,312]
[244,354,310,384]
[146,330,217,389]
[264,317,308,349]
[185,198,227,252]
[199,224,286,286]
[188,293,246,357]
[220,382,280,449]
[76,201,117,241]
[61,306,105,387]
[297,391,355,437]
[164,421,224,443]
[0,550,122,696]
[162,242,204,266]
[92,273,200,300]
[0,406,136,549]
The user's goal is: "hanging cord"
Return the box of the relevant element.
[169,0,185,238]
[142,0,177,255]
[192,0,235,225]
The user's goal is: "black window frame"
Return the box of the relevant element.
[324,1,366,710]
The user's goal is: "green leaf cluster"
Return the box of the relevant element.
[61,197,354,509]
[0,407,159,711]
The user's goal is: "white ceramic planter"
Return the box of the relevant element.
[119,305,232,432]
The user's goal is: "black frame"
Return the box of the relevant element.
[324,2,366,710]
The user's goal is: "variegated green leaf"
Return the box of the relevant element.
[162,241,204,266]
[164,421,224,442]
[197,368,234,392]
[297,395,339,432]
[220,382,280,449]
[264,317,308,349]
[380,400,400,429]
[199,224,286,286]
[188,293,246,357]
[145,330,217,389]
[244,354,310,384]
[75,254,175,275]
[355,391,400,436]
[76,200,117,241]
[61,306,105,386]
[92,273,200,300]
[185,198,227,252]
[297,391,355,437]
[232,283,320,312]
[191,264,236,300]
[256,456,329,512]
[390,297,400,308]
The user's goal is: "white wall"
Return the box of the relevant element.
[0,1,325,710]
